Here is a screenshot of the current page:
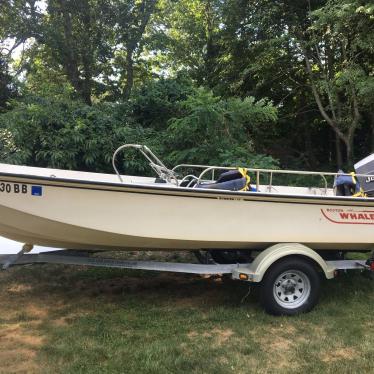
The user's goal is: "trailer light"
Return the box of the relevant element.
[239,273,249,280]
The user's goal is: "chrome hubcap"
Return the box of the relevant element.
[273,270,311,309]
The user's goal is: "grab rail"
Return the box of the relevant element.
[112,145,374,194]
[172,163,373,193]
[112,144,178,185]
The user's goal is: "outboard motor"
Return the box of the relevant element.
[334,154,374,197]
[354,154,374,196]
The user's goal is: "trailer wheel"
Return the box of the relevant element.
[260,258,321,316]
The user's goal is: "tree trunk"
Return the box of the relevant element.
[123,47,134,100]
[121,0,157,100]
[81,76,92,106]
[59,3,80,90]
[204,0,216,87]
[54,0,94,105]
[335,133,343,169]
[370,112,374,152]
[302,51,346,143]
[80,0,93,105]
[304,126,317,169]
[345,138,354,168]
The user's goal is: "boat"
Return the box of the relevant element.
[1,144,374,256]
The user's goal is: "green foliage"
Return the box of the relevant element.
[147,0,216,82]
[0,91,145,174]
[165,88,278,167]
[302,0,374,163]
[0,59,16,111]
[131,75,194,130]
[0,81,278,174]
[1,0,373,172]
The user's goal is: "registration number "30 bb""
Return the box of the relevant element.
[0,183,28,194]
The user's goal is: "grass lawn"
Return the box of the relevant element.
[0,251,373,374]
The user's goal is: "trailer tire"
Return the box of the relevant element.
[209,250,252,264]
[260,257,321,316]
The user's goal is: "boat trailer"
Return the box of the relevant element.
[1,244,373,278]
[1,243,373,316]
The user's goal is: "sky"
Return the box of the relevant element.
[2,0,46,60]
[0,236,56,254]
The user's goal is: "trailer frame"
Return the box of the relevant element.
[1,244,372,278]
[1,242,373,315]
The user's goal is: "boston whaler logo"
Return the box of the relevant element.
[321,208,374,224]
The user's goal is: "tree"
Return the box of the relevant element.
[204,0,373,168]
[42,0,115,105]
[115,0,158,99]
[0,0,42,108]
[299,0,374,166]
[208,0,327,168]
[1,0,373,174]
[0,58,15,111]
[40,0,159,103]
[146,0,223,86]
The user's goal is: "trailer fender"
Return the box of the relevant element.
[233,243,335,282]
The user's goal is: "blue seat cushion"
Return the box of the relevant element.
[197,177,247,191]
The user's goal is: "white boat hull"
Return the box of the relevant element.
[1,164,374,252]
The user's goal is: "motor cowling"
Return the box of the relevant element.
[354,154,374,196]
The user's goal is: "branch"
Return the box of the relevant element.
[341,42,361,141]
[12,43,26,77]
[1,39,24,59]
[302,46,347,143]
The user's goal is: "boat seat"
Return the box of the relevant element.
[216,169,244,183]
[197,177,247,191]
[196,170,257,192]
